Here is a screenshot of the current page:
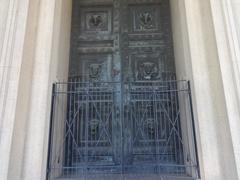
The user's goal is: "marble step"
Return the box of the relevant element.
[55,174,196,180]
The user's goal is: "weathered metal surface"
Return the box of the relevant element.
[47,0,199,179]
[47,80,199,179]
[69,0,175,79]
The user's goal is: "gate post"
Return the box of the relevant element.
[46,84,56,180]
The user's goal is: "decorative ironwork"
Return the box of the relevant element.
[47,78,200,180]
[58,1,199,179]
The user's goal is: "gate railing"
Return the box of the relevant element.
[47,78,200,179]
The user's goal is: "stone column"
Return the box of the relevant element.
[209,0,240,178]
[183,0,239,179]
[21,0,57,179]
[0,0,30,179]
[231,0,240,45]
[183,1,223,179]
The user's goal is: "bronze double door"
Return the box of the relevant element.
[69,0,176,170]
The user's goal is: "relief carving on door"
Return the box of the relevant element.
[89,14,104,28]
[145,118,155,136]
[77,54,112,81]
[80,7,112,34]
[139,12,154,30]
[131,6,159,32]
[138,61,159,80]
[88,63,102,81]
[68,0,177,172]
[86,13,108,30]
[130,53,164,81]
[89,119,100,136]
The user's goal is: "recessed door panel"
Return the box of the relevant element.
[69,0,176,171]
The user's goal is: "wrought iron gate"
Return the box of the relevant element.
[47,77,200,180]
[47,0,200,179]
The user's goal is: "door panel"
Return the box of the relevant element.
[122,1,175,82]
[77,54,113,81]
[69,0,176,171]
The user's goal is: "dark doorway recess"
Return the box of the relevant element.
[47,0,199,179]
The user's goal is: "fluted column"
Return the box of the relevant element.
[183,0,239,179]
[209,0,240,178]
[0,0,30,179]
[231,0,240,45]
[21,0,57,179]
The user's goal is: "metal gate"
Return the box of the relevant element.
[47,0,200,179]
[47,77,200,180]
